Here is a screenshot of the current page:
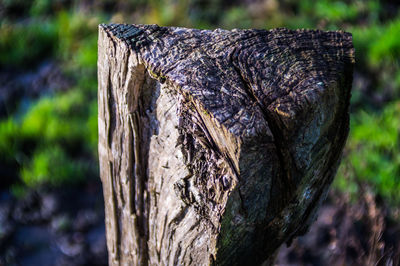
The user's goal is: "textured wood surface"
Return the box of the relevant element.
[98,23,354,265]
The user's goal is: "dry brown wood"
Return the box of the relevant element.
[98,23,354,266]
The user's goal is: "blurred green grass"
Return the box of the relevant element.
[0,0,399,216]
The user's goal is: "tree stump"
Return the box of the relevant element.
[98,23,354,266]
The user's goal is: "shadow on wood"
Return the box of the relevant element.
[98,23,354,266]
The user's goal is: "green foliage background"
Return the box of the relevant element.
[0,0,399,215]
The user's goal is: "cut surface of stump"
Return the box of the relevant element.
[98,23,354,266]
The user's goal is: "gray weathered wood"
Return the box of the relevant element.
[98,23,354,266]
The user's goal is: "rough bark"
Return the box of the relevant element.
[98,23,354,266]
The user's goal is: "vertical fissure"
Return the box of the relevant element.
[107,70,116,149]
[230,50,295,203]
[128,114,136,215]
[108,161,121,263]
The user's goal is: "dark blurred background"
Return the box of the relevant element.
[0,0,399,265]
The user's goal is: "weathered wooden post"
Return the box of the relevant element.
[98,24,354,265]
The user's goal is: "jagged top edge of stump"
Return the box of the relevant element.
[99,23,354,142]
